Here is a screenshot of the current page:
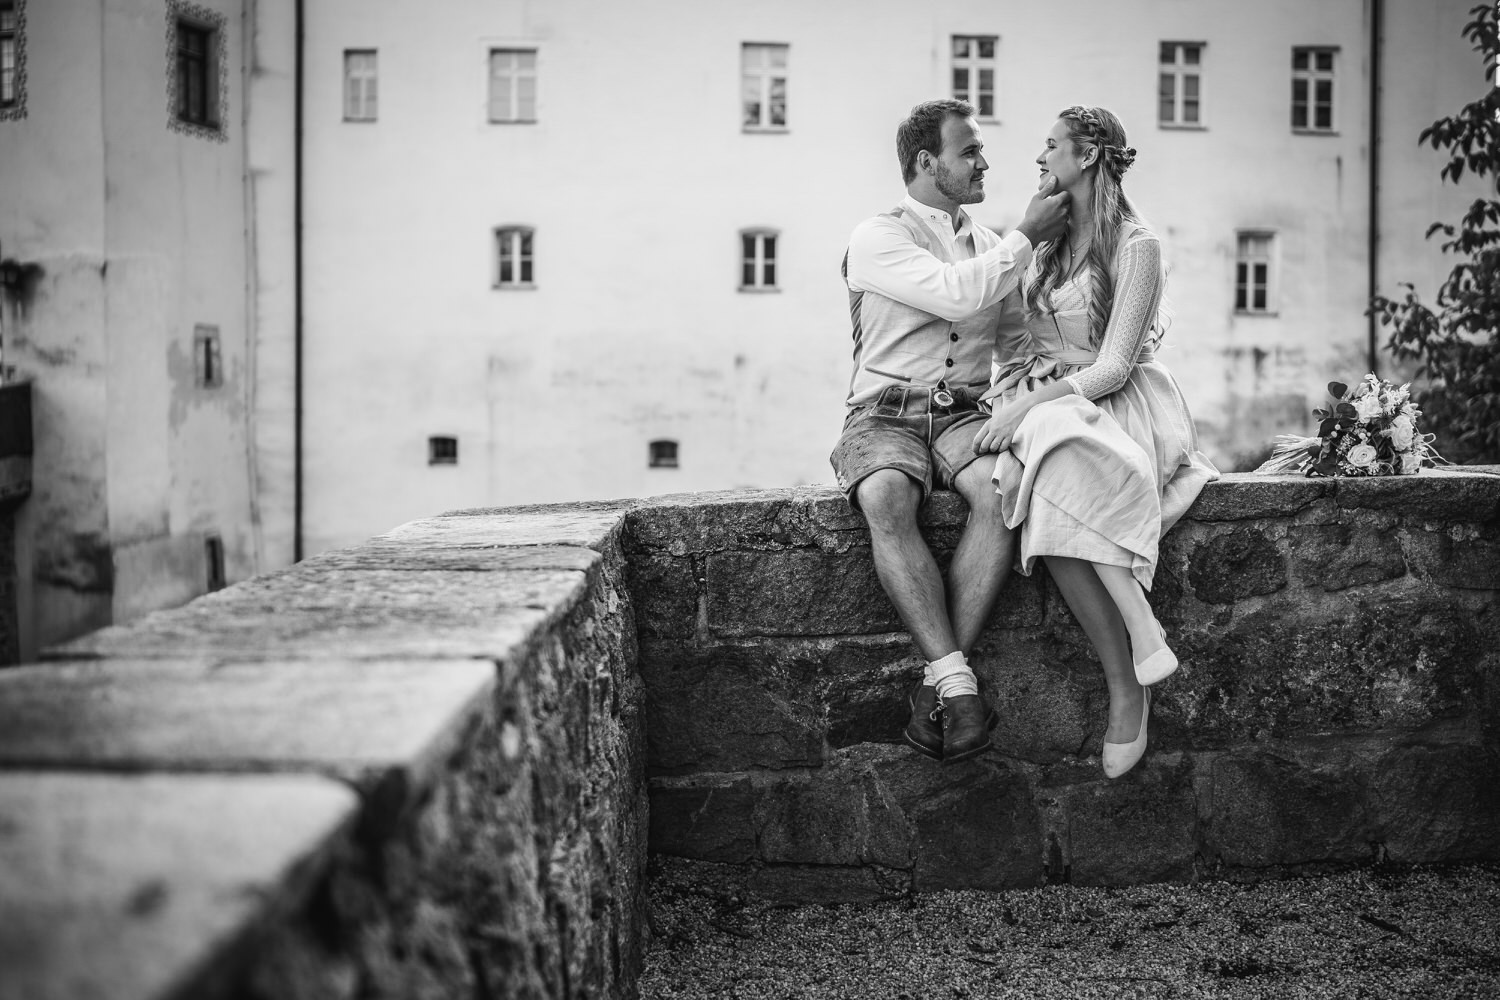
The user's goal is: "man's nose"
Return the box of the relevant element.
[976,153,989,171]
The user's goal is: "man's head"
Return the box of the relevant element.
[897,99,988,209]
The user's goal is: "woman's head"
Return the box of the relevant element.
[1023,106,1148,347]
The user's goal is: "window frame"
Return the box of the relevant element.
[488,47,538,124]
[741,42,789,132]
[1291,46,1338,134]
[494,226,536,289]
[739,228,779,292]
[951,35,998,121]
[1158,41,1206,130]
[1234,231,1277,316]
[166,0,228,142]
[343,49,378,122]
[0,0,27,121]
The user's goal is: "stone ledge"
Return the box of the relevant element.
[0,771,358,1000]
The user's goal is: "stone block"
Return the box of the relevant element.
[46,568,580,661]
[745,864,911,904]
[639,640,826,773]
[648,775,759,863]
[754,760,912,869]
[1402,524,1500,590]
[626,487,857,556]
[1333,468,1500,520]
[1288,521,1407,590]
[971,628,1094,764]
[1043,754,1199,886]
[427,502,636,548]
[1205,747,1373,868]
[303,541,602,574]
[1369,743,1500,863]
[1185,474,1331,521]
[0,658,494,812]
[0,771,357,1000]
[1186,527,1287,603]
[624,552,700,641]
[1172,591,1487,744]
[707,548,897,636]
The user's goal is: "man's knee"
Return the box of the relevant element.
[952,460,1004,516]
[855,469,923,533]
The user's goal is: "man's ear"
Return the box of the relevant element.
[916,149,932,174]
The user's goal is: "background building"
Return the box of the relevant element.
[0,0,1491,658]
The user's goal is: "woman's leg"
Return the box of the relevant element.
[1092,563,1167,662]
[1042,556,1144,743]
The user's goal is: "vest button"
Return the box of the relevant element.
[950,333,959,342]
[945,358,954,367]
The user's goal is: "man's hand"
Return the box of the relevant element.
[1016,176,1070,246]
[972,403,1028,455]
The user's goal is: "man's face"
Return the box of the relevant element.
[932,115,989,205]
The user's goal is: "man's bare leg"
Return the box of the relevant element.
[948,458,1016,653]
[854,469,959,660]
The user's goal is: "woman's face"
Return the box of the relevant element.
[1035,118,1093,191]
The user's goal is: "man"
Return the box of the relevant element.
[831,99,1069,762]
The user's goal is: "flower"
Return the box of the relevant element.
[1399,451,1423,475]
[1355,392,1384,422]
[1388,414,1415,450]
[1347,443,1379,469]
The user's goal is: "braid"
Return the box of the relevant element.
[1022,106,1146,348]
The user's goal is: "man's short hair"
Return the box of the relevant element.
[897,98,977,184]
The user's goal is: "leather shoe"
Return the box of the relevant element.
[940,693,997,763]
[902,683,943,761]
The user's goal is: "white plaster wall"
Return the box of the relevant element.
[297,0,1490,554]
[0,0,260,656]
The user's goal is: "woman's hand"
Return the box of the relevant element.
[972,402,1028,454]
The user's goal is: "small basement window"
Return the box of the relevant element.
[649,439,678,468]
[429,436,458,465]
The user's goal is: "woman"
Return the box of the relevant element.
[973,106,1218,778]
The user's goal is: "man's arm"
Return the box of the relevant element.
[846,221,1034,322]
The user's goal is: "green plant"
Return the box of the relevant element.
[1369,2,1500,465]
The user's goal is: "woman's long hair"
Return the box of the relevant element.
[1023,106,1146,349]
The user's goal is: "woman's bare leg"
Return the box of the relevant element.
[1042,556,1144,742]
[1093,563,1166,662]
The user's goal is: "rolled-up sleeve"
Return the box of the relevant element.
[847,218,1033,322]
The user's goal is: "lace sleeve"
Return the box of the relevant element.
[1063,235,1164,400]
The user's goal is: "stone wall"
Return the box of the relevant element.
[2,503,646,1000]
[633,471,1500,902]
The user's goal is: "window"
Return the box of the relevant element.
[489,48,537,122]
[0,0,24,119]
[343,49,377,121]
[1158,42,1204,127]
[1291,47,1337,132]
[649,440,679,469]
[742,43,787,130]
[951,36,997,119]
[740,229,777,290]
[167,1,226,140]
[428,436,458,465]
[193,325,222,387]
[494,227,534,287]
[205,533,225,591]
[1235,232,1274,314]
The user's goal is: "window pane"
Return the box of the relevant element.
[1235,287,1247,311]
[743,262,755,286]
[1315,79,1331,103]
[1292,102,1307,128]
[769,78,785,125]
[518,77,536,119]
[1184,99,1198,123]
[1159,95,1174,123]
[520,259,532,283]
[1292,49,1308,70]
[979,93,994,118]
[1236,235,1251,255]
[1184,45,1200,65]
[1292,78,1307,103]
[953,37,970,58]
[493,76,512,119]
[978,68,993,90]
[1253,263,1267,286]
[742,234,755,259]
[763,262,775,286]
[1315,50,1333,71]
[1315,104,1331,129]
[978,38,994,58]
[1184,75,1199,98]
[768,45,787,69]
[1159,42,1175,64]
[953,68,967,92]
[763,235,776,260]
[500,258,513,283]
[1253,288,1267,310]
[0,9,13,32]
[518,50,536,71]
[519,231,532,255]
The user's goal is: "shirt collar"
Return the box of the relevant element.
[902,194,972,240]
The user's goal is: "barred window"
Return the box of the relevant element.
[495,227,535,288]
[489,48,537,123]
[344,49,377,122]
[1291,47,1337,133]
[951,36,997,119]
[740,229,778,290]
[1235,232,1274,314]
[1159,41,1204,127]
[742,43,788,130]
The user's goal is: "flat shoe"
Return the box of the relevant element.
[902,683,943,761]
[1134,620,1178,686]
[1102,687,1150,779]
[940,694,997,763]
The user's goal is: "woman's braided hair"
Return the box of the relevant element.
[1023,106,1147,348]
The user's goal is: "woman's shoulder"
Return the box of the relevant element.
[1114,220,1159,247]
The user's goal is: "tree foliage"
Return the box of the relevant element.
[1370,2,1500,464]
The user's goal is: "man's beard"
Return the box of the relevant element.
[935,160,984,204]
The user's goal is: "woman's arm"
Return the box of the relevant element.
[971,235,1163,454]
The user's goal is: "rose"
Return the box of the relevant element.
[1388,414,1415,450]
[1399,451,1423,475]
[1354,392,1385,422]
[1346,442,1379,470]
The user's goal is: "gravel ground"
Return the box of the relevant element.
[639,861,1500,999]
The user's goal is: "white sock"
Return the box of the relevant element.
[927,650,978,700]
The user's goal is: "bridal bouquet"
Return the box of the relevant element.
[1255,374,1440,477]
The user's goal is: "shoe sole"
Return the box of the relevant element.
[902,730,944,761]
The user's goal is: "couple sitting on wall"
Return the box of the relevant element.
[831,100,1219,778]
